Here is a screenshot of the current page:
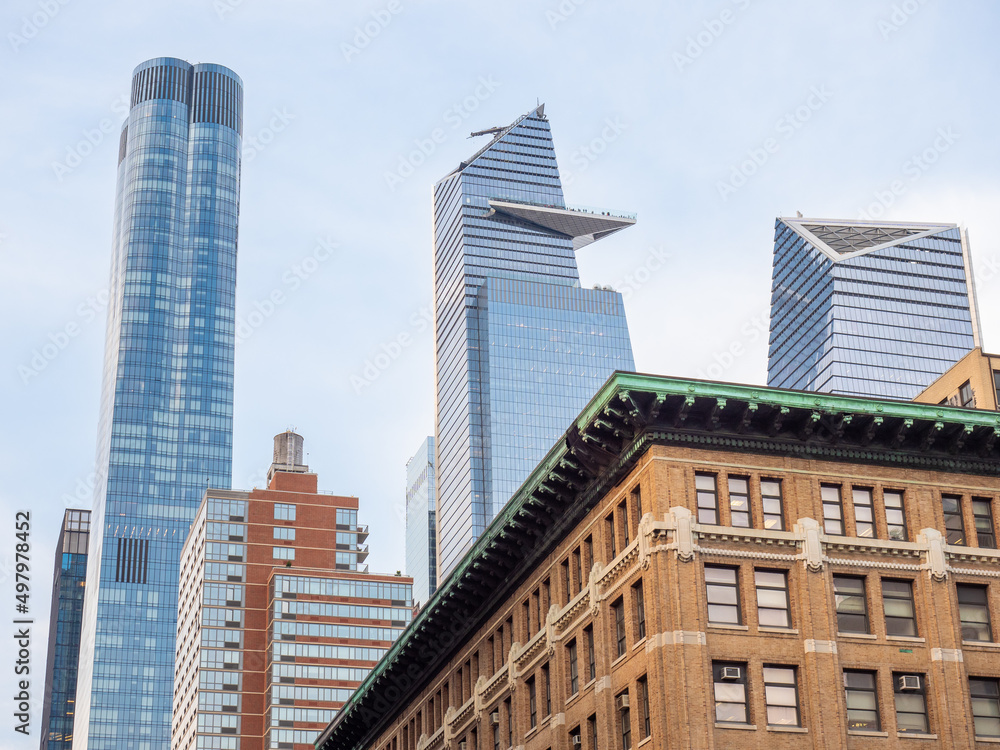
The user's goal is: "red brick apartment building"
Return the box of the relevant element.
[172,432,413,750]
[316,373,1000,750]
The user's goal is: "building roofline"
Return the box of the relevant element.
[316,371,1000,750]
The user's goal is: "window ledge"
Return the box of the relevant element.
[633,637,647,651]
[848,730,889,737]
[565,691,580,708]
[714,723,757,731]
[759,627,799,635]
[708,623,749,631]
[767,725,808,733]
[897,733,937,740]
[963,640,1000,649]
[886,635,925,643]
[637,737,653,747]
[611,653,628,668]
[975,737,1000,744]
[837,632,876,639]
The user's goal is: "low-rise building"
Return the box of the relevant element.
[316,373,1000,749]
[915,347,1000,411]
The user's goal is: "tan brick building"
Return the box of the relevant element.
[914,347,1000,411]
[316,373,1000,749]
[172,432,413,750]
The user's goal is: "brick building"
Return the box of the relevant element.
[914,347,1000,411]
[172,432,413,750]
[316,373,1000,749]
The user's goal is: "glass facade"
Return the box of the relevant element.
[41,510,91,750]
[433,106,635,579]
[768,218,980,400]
[405,436,437,604]
[74,57,242,750]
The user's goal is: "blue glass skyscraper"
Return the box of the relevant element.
[433,105,636,579]
[41,510,91,750]
[405,436,436,604]
[73,58,242,750]
[768,217,981,400]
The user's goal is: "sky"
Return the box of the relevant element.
[1,1,999,743]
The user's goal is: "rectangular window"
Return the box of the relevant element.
[506,698,513,747]
[273,527,295,541]
[573,548,582,595]
[613,597,626,657]
[882,579,917,637]
[585,626,596,681]
[492,721,500,750]
[619,499,630,547]
[705,566,741,625]
[561,560,570,605]
[568,640,579,695]
[568,727,581,750]
[943,495,966,545]
[883,490,907,541]
[958,584,992,642]
[713,661,749,724]
[637,676,651,738]
[728,476,751,528]
[607,514,617,559]
[755,569,790,628]
[821,485,844,535]
[760,479,784,531]
[528,677,537,728]
[633,581,646,640]
[631,485,642,525]
[274,503,296,521]
[617,690,631,750]
[588,714,598,750]
[542,663,551,716]
[696,473,719,525]
[834,575,869,634]
[764,666,799,726]
[893,673,928,734]
[273,546,295,561]
[960,380,975,407]
[844,670,880,731]
[852,488,875,539]
[971,678,1000,738]
[973,498,996,548]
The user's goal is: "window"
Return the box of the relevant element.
[974,498,996,548]
[631,485,642,525]
[573,548,582,595]
[761,479,784,530]
[273,546,295,561]
[606,514,617,559]
[585,626,596,681]
[568,640,579,695]
[637,676,651,738]
[943,495,966,545]
[728,476,751,527]
[883,490,907,541]
[542,663,551,716]
[960,380,975,407]
[561,560,570,605]
[844,670,880,731]
[696,473,719,524]
[764,666,799,726]
[882,579,917,637]
[273,527,295,541]
[619,499,630,546]
[617,690,631,749]
[568,727,581,749]
[492,720,500,750]
[274,503,296,521]
[713,661,749,724]
[755,569,790,628]
[821,485,844,535]
[633,581,646,640]
[588,714,598,749]
[958,584,992,642]
[705,566,741,625]
[612,597,626,657]
[506,698,513,747]
[834,575,869,634]
[852,488,875,538]
[893,673,928,734]
[528,677,537,728]
[971,678,1000,737]
[995,370,1000,408]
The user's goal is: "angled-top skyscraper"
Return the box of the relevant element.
[768,217,982,400]
[74,58,242,750]
[433,105,635,579]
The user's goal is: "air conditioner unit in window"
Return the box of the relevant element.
[721,666,742,681]
[898,674,921,691]
[458,741,467,750]
[490,710,500,725]
[571,736,583,747]
[616,694,630,710]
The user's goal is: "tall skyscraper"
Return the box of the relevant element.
[768,217,981,400]
[172,432,410,750]
[405,436,437,604]
[433,104,636,579]
[74,57,242,750]
[41,510,91,750]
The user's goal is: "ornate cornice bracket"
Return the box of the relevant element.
[670,506,695,562]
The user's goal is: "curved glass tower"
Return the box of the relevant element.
[74,58,242,750]
[433,105,636,580]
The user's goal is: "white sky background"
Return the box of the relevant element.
[1,0,998,739]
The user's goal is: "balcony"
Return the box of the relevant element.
[486,196,636,249]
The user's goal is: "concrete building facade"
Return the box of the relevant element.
[317,373,1000,750]
[172,433,412,750]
